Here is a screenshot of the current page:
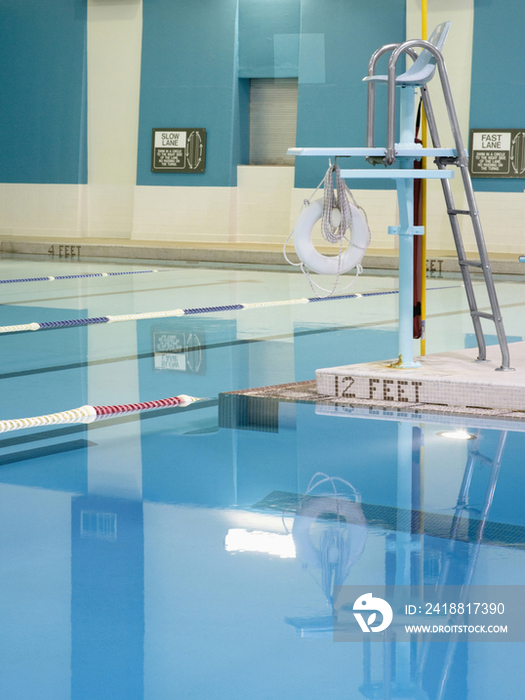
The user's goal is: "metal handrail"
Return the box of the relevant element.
[365,44,419,149]
[385,39,464,165]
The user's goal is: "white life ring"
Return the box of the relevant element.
[293,199,370,275]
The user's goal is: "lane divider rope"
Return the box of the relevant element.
[0,286,461,335]
[0,394,200,434]
[0,269,167,284]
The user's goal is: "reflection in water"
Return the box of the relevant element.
[286,473,367,638]
[1,399,524,700]
[285,422,512,700]
[72,496,144,700]
[293,473,367,603]
[416,430,508,700]
[225,528,296,558]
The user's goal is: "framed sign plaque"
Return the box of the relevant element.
[151,128,206,173]
[469,129,525,177]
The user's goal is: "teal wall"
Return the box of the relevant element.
[470,0,525,192]
[0,0,87,184]
[137,0,405,188]
[137,0,243,187]
[238,0,301,78]
[4,0,525,193]
[0,0,405,190]
[294,0,405,189]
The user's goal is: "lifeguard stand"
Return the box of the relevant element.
[289,23,512,371]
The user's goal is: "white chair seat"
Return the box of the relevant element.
[363,21,451,87]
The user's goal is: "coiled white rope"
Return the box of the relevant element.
[321,162,354,245]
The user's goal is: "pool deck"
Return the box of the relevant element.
[316,341,525,413]
[1,235,524,275]
[222,342,525,421]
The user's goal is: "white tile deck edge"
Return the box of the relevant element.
[316,342,525,412]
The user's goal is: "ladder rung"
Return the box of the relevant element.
[435,119,511,369]
[472,311,494,321]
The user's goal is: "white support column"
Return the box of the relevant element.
[87,0,143,238]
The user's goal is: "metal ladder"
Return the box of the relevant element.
[367,35,513,371]
[421,84,512,371]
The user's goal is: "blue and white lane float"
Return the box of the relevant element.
[0,287,460,335]
[0,394,200,434]
[0,268,167,284]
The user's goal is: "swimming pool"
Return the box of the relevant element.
[0,255,524,700]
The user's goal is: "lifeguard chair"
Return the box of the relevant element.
[289,23,512,371]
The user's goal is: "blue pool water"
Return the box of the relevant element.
[0,256,525,700]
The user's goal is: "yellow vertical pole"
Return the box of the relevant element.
[420,0,428,355]
[419,0,428,588]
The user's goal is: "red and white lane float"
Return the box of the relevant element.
[0,394,199,434]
